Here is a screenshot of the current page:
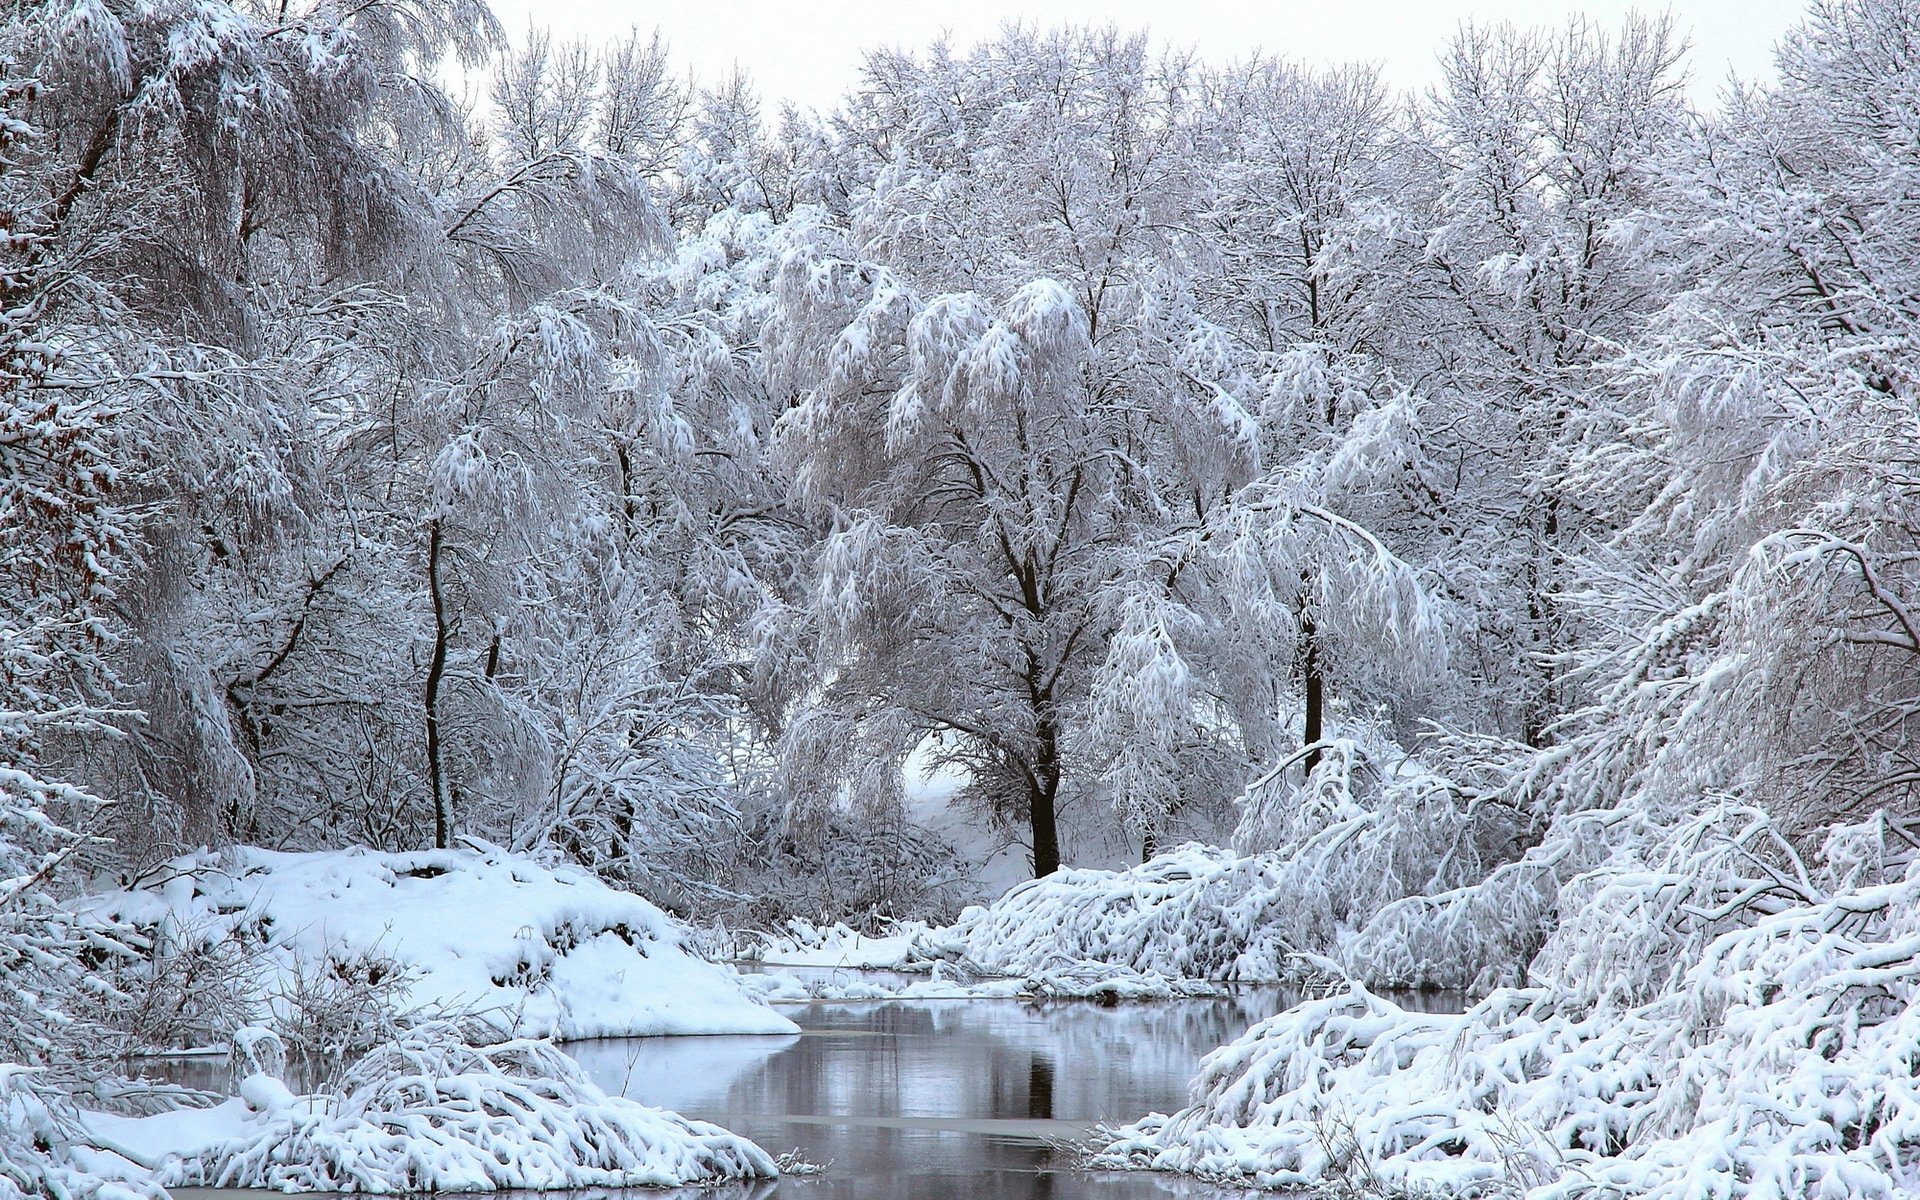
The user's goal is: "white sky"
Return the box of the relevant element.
[480,0,1811,112]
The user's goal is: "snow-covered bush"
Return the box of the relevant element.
[77,910,267,1059]
[1092,812,1920,1198]
[271,948,420,1069]
[0,1067,165,1200]
[923,732,1520,988]
[153,1020,778,1192]
[937,845,1299,982]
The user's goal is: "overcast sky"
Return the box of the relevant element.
[478,0,1811,112]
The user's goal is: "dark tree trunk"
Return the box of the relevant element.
[1030,706,1062,877]
[1301,602,1325,776]
[424,517,452,850]
[614,437,639,541]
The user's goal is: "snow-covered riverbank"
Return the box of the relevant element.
[80,844,797,1042]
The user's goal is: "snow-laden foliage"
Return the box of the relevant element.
[714,31,1464,879]
[0,1067,166,1200]
[1094,813,1920,1198]
[933,847,1300,983]
[13,1,1920,1194]
[76,845,796,1044]
[143,1022,777,1192]
[911,728,1522,987]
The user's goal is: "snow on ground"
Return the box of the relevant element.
[1091,813,1920,1198]
[78,1023,777,1192]
[78,844,797,1041]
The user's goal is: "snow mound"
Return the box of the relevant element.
[145,1022,778,1192]
[79,845,797,1041]
[1093,814,1920,1198]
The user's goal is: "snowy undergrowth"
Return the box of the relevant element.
[76,844,797,1045]
[2,1068,166,1200]
[739,907,1237,999]
[930,846,1303,982]
[1092,810,1920,1198]
[83,1023,777,1192]
[742,916,939,969]
[912,735,1521,989]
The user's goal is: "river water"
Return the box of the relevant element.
[568,982,1313,1199]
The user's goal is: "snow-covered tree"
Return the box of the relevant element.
[1375,16,1691,744]
[1547,0,1920,835]
[728,29,1460,875]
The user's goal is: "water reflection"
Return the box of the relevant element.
[567,993,1296,1199]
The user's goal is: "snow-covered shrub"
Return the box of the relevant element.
[738,915,941,967]
[1093,813,1920,1198]
[77,909,267,1058]
[1339,857,1561,994]
[80,907,430,1072]
[1235,734,1527,923]
[1338,798,1632,995]
[938,845,1299,981]
[156,1020,778,1192]
[0,776,137,1071]
[0,1067,164,1200]
[271,947,420,1069]
[931,733,1521,988]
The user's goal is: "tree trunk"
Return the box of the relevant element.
[1301,602,1325,776]
[424,517,452,850]
[1029,706,1062,877]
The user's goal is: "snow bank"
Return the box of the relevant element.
[78,845,797,1042]
[86,1023,777,1192]
[1093,812,1920,1198]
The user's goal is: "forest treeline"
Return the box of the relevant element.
[5,0,1919,1060]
